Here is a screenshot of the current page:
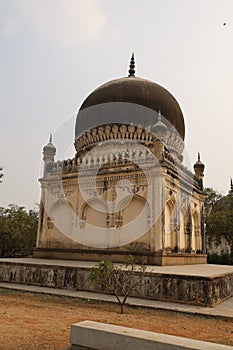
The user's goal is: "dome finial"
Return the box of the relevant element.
[198,152,200,161]
[49,133,52,143]
[128,53,135,77]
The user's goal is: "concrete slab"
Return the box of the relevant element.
[70,320,233,350]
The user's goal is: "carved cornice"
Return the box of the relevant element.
[74,123,155,153]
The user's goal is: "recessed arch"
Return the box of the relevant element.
[80,196,109,220]
[119,194,150,227]
[165,199,176,249]
[179,208,188,250]
[192,211,201,251]
[48,198,74,218]
[48,199,75,241]
[80,197,109,228]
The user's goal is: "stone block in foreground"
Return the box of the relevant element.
[70,321,233,350]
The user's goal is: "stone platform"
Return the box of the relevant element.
[33,248,207,266]
[0,258,233,307]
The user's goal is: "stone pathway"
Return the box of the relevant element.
[0,281,233,319]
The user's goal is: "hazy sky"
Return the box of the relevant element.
[1,0,233,209]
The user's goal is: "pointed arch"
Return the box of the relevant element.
[118,194,150,227]
[179,208,189,250]
[117,193,149,213]
[47,199,75,242]
[165,198,176,249]
[192,211,201,251]
[48,198,74,218]
[80,197,109,228]
[80,197,109,220]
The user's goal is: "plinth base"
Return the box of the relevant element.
[33,248,207,266]
[0,258,233,307]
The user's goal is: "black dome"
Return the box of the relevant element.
[76,76,185,140]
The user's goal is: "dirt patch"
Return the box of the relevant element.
[0,289,232,350]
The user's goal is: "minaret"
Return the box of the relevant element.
[43,134,56,177]
[194,153,205,190]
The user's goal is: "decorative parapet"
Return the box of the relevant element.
[74,124,155,153]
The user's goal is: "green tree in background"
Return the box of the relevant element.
[0,205,38,258]
[205,184,233,264]
[204,187,222,220]
[204,187,223,252]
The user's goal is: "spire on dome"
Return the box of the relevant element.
[198,152,200,161]
[128,53,135,77]
[49,133,52,143]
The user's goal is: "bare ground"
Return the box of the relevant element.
[0,289,232,350]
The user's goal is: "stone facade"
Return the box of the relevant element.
[34,56,206,265]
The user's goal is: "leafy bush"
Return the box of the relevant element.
[207,252,230,265]
[0,205,38,258]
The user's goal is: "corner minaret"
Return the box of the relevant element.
[194,152,205,190]
[43,134,56,177]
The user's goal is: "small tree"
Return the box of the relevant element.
[90,256,146,314]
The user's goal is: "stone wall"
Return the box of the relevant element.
[0,260,233,306]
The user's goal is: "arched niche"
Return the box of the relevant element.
[192,211,201,252]
[80,197,108,228]
[165,199,176,250]
[119,194,149,228]
[48,199,75,242]
[179,209,187,251]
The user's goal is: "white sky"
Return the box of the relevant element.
[0,0,233,209]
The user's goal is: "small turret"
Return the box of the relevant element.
[194,153,205,177]
[152,110,168,141]
[194,153,205,189]
[43,134,56,176]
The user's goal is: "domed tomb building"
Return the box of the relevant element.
[35,55,206,265]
